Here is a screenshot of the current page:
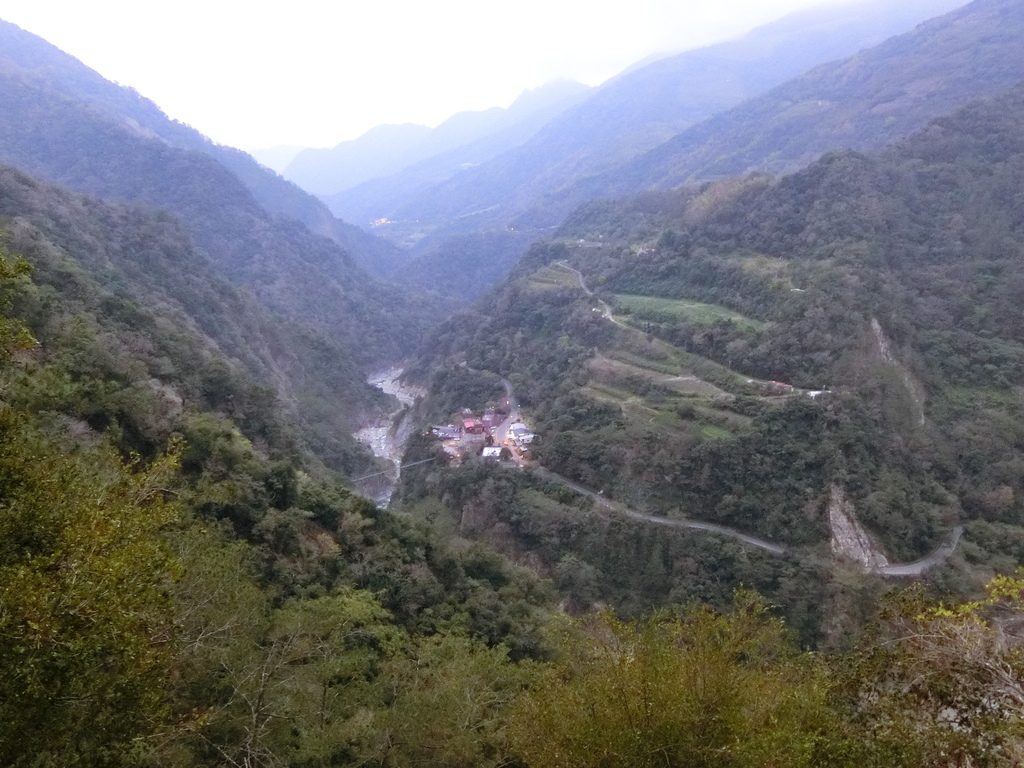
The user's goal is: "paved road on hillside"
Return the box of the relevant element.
[491,378,522,449]
[530,465,789,555]
[878,526,965,576]
[496,323,960,572]
[534,461,967,571]
[556,260,627,328]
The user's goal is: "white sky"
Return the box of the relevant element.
[3,0,871,150]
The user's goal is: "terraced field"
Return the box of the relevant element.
[526,262,583,291]
[612,294,765,331]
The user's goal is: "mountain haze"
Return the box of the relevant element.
[356,0,967,239]
[287,79,590,198]
[544,0,1024,218]
[0,19,406,276]
[248,144,306,174]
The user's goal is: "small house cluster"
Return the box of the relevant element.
[430,403,538,465]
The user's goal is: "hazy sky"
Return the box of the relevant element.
[4,0,870,150]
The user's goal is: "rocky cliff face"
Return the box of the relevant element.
[828,483,890,569]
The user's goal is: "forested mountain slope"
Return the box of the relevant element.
[554,0,1024,214]
[0,18,406,276]
[0,54,444,370]
[403,79,1024,640]
[362,0,965,238]
[0,163,386,472]
[0,170,557,765]
[8,12,1024,768]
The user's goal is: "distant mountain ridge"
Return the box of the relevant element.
[555,0,1024,212]
[0,18,406,276]
[0,17,453,473]
[248,144,306,174]
[285,79,590,198]
[351,0,967,239]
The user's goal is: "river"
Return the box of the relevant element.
[352,367,424,507]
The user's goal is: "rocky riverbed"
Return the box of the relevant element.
[352,367,424,507]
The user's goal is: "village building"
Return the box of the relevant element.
[482,408,499,430]
[510,422,537,446]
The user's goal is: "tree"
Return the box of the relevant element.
[366,633,535,768]
[842,577,1024,767]
[508,594,849,768]
[0,411,180,766]
[0,247,34,361]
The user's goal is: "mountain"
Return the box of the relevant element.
[0,161,555,767]
[7,9,1024,768]
[0,66,437,359]
[0,127,1017,768]
[403,78,1024,640]
[0,19,406,276]
[288,122,433,196]
[321,81,592,232]
[286,79,590,199]
[248,144,307,174]
[392,230,537,299]
[0,161,387,472]
[0,17,458,477]
[357,0,967,239]
[543,0,1024,220]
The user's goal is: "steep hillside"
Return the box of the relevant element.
[0,18,406,276]
[2,163,1020,768]
[288,79,589,198]
[555,0,1024,212]
[0,59,443,369]
[0,163,387,472]
[363,0,966,238]
[402,80,1024,638]
[0,178,556,765]
[392,230,536,299]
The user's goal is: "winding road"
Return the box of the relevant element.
[556,260,627,328]
[877,526,965,577]
[533,464,965,572]
[531,465,789,554]
[494,337,962,571]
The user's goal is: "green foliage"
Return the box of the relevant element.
[154,521,542,768]
[509,596,850,768]
[838,577,1024,767]
[613,292,765,331]
[396,230,533,301]
[0,207,555,765]
[365,633,536,768]
[0,411,179,766]
[427,364,507,419]
[0,248,33,360]
[411,81,1024,633]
